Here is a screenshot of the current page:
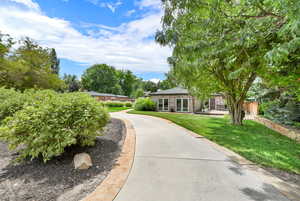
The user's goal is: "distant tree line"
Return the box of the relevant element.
[0,32,176,96]
[74,64,177,98]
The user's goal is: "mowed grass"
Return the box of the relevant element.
[107,107,131,112]
[128,110,300,174]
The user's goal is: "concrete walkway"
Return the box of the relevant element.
[111,112,291,201]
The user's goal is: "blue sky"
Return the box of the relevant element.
[0,0,171,82]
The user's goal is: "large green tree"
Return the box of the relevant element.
[156,0,300,125]
[63,74,81,92]
[117,70,137,97]
[143,81,159,92]
[81,64,122,94]
[158,71,178,90]
[0,35,63,90]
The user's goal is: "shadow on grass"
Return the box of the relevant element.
[204,118,300,174]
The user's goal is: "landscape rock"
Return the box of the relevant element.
[74,153,93,170]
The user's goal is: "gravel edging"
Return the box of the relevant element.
[0,118,126,201]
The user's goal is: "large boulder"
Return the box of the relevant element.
[74,153,92,170]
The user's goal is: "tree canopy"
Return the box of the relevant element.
[156,0,300,125]
[63,74,81,92]
[0,34,64,90]
[81,64,122,94]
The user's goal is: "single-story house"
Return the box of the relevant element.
[149,87,227,113]
[87,91,135,102]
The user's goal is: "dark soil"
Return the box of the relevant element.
[0,118,125,201]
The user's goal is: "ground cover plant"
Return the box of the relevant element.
[0,89,109,162]
[128,110,300,174]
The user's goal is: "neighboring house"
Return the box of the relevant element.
[149,87,227,113]
[87,91,134,102]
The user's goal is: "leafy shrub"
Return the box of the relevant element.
[0,90,109,162]
[261,99,300,126]
[134,97,156,111]
[294,122,300,129]
[125,102,133,107]
[0,88,30,123]
[104,101,125,107]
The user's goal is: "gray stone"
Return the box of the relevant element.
[74,153,92,170]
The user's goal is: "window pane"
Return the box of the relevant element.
[183,99,188,111]
[158,99,163,110]
[177,99,181,112]
[164,99,169,111]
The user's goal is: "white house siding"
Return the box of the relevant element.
[151,95,201,113]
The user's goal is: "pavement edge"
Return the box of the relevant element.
[81,118,136,201]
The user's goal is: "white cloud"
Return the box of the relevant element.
[125,9,135,17]
[0,2,171,73]
[136,0,161,10]
[86,0,122,13]
[105,0,122,12]
[9,0,40,11]
[150,78,161,83]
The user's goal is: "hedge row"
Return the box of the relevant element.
[0,88,109,162]
[103,101,132,108]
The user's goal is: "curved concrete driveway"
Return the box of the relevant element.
[111,112,291,201]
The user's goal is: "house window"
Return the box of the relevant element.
[176,98,189,112]
[158,98,169,111]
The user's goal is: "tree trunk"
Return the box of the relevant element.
[227,97,244,125]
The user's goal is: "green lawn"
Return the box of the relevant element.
[107,107,131,112]
[128,110,300,174]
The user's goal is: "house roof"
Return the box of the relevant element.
[86,91,129,98]
[150,87,189,95]
[149,87,225,97]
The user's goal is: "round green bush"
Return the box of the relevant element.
[134,97,156,111]
[125,102,133,107]
[0,90,109,162]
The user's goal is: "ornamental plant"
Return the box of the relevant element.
[0,87,29,123]
[134,97,156,111]
[125,102,133,107]
[0,90,109,162]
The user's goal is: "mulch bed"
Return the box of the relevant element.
[0,118,126,201]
